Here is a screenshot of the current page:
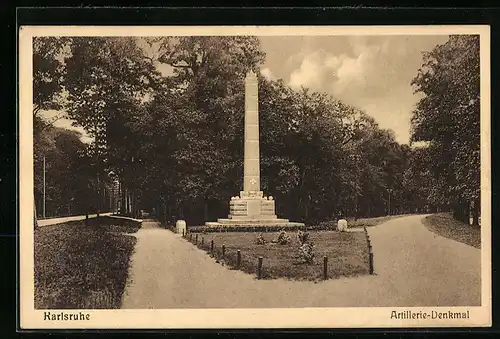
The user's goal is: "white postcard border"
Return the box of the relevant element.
[19,24,492,329]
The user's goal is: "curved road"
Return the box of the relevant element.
[121,215,481,308]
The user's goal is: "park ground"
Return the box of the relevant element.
[422,212,481,249]
[34,216,140,309]
[34,213,481,309]
[188,230,369,281]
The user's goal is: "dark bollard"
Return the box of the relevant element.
[201,237,204,247]
[195,234,198,244]
[222,244,226,257]
[257,256,263,279]
[323,256,328,280]
[189,233,192,242]
[211,240,214,253]
[182,229,185,237]
[237,250,241,269]
[369,245,374,274]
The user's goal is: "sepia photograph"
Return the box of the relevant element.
[19,25,491,329]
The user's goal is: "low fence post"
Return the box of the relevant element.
[222,244,226,257]
[211,240,214,253]
[237,250,241,269]
[257,256,263,279]
[369,243,374,275]
[323,256,328,280]
[201,237,204,247]
[195,234,198,244]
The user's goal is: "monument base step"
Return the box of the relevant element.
[216,218,292,224]
[194,220,305,233]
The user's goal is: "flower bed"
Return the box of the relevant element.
[183,230,370,281]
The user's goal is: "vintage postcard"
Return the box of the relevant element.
[19,25,491,329]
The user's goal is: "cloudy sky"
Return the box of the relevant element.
[259,35,449,144]
[43,34,449,145]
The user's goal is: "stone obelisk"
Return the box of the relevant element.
[243,70,260,193]
[205,70,304,229]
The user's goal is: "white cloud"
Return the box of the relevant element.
[260,67,276,81]
[40,110,93,144]
[288,52,324,89]
[283,36,448,144]
[324,55,342,69]
[53,119,94,144]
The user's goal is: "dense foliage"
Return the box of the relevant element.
[33,35,480,225]
[410,35,480,225]
[33,121,96,218]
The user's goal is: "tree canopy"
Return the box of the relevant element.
[410,35,480,224]
[33,35,479,225]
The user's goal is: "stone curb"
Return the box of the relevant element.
[109,215,144,223]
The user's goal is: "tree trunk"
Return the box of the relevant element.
[204,200,208,222]
[472,197,480,226]
[131,190,136,218]
[119,183,122,215]
[128,190,132,216]
[452,200,469,224]
[85,183,90,225]
[354,193,358,221]
[125,189,129,215]
[96,172,100,218]
[85,198,89,225]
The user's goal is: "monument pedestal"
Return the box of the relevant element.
[205,191,304,229]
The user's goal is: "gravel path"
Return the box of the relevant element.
[121,215,481,308]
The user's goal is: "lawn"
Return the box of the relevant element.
[317,214,407,229]
[34,216,141,309]
[422,213,481,249]
[186,230,370,281]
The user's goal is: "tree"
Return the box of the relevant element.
[33,37,70,117]
[34,126,91,218]
[141,36,266,223]
[63,37,162,218]
[411,35,480,225]
[33,37,72,221]
[42,34,422,226]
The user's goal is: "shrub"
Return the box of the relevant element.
[297,230,310,244]
[297,242,315,264]
[256,233,266,245]
[317,220,337,230]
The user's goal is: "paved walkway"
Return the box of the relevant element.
[121,215,481,308]
[37,213,113,227]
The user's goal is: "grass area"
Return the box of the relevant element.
[186,230,370,281]
[422,213,481,249]
[86,216,142,233]
[34,217,141,309]
[317,214,407,229]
